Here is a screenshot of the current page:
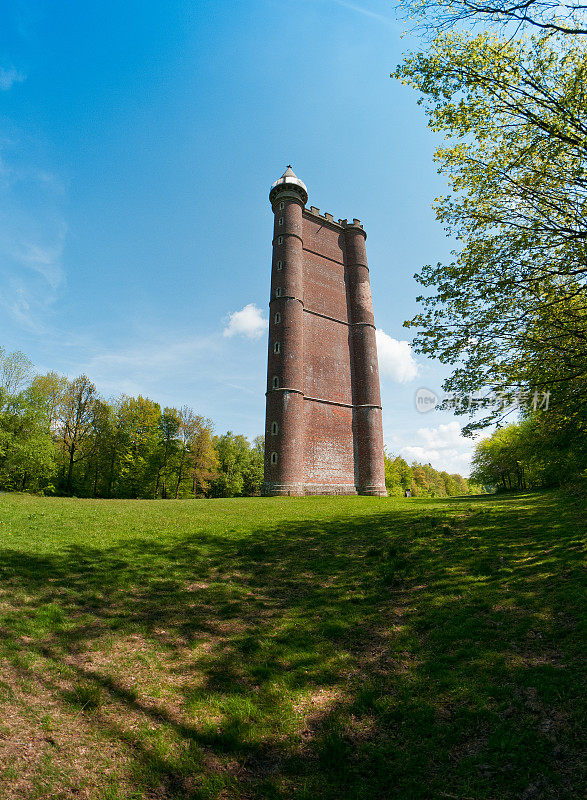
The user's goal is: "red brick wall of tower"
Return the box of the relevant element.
[263,180,386,497]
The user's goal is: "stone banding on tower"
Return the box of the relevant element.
[263,166,386,497]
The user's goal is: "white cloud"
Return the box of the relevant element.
[402,445,472,474]
[395,421,489,476]
[417,421,467,451]
[223,303,267,340]
[0,67,25,91]
[376,329,419,383]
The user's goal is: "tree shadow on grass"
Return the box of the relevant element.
[0,492,584,799]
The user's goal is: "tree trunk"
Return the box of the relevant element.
[155,437,171,499]
[107,447,116,498]
[175,450,186,499]
[66,445,76,494]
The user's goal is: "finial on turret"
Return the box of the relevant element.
[269,166,308,205]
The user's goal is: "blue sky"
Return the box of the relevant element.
[0,0,480,475]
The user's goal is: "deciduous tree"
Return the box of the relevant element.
[399,0,587,36]
[55,375,99,494]
[394,32,586,440]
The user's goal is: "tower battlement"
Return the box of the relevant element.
[303,205,364,230]
[263,167,386,497]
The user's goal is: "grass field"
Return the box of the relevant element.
[0,491,584,800]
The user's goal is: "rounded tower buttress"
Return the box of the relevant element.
[345,223,387,497]
[263,167,307,496]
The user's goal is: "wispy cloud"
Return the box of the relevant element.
[0,222,66,333]
[0,141,67,333]
[223,303,268,340]
[10,230,67,289]
[85,334,219,388]
[72,328,265,428]
[0,67,25,91]
[329,0,395,25]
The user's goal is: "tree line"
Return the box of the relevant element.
[471,414,587,492]
[0,347,263,498]
[384,452,480,497]
[0,346,477,499]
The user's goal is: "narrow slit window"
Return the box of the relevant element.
[273,342,281,354]
[276,260,282,270]
[279,201,284,210]
[278,217,284,226]
[274,312,281,324]
[277,235,283,244]
[275,287,282,298]
[271,451,278,465]
[271,421,278,435]
[272,376,279,389]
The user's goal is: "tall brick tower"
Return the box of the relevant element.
[263,167,386,497]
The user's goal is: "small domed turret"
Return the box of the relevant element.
[269,165,308,205]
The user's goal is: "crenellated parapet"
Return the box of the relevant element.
[305,206,365,233]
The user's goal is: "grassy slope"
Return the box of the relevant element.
[0,492,584,800]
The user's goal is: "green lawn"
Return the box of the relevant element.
[0,491,584,800]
